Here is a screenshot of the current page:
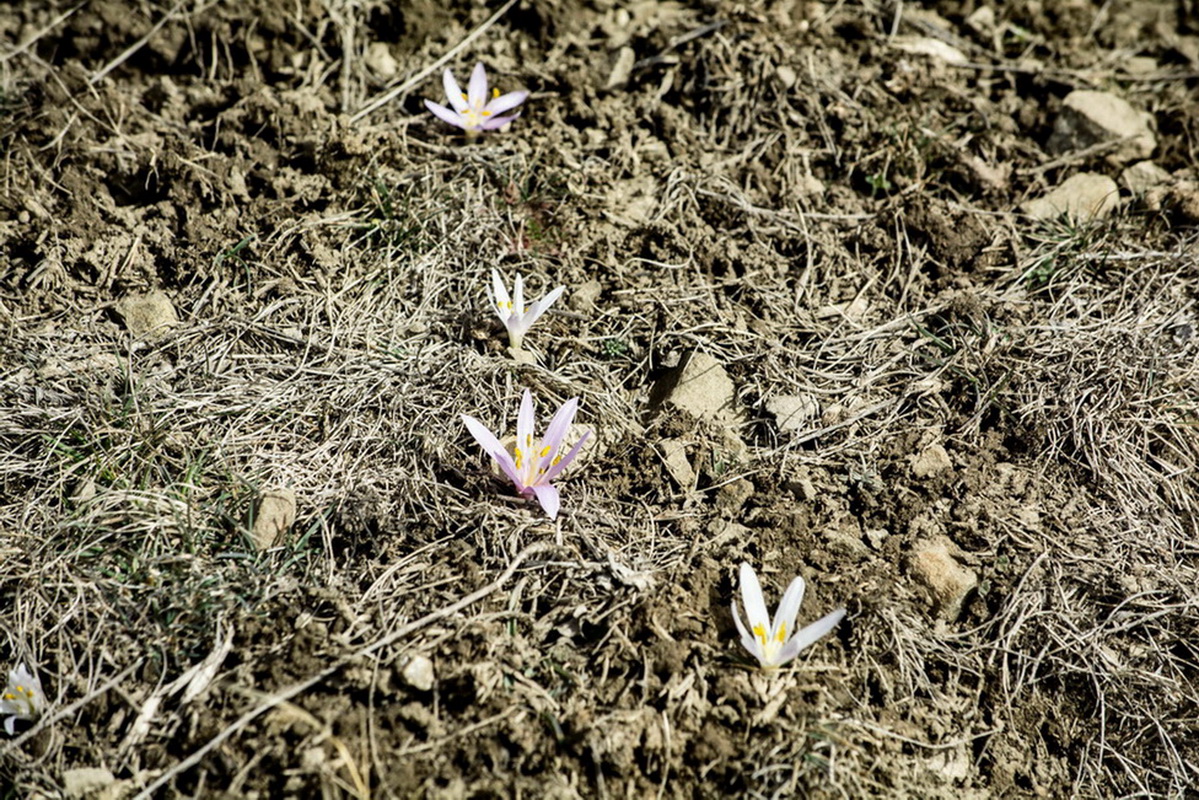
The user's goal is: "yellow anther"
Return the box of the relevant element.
[492,87,500,98]
[776,623,787,643]
[2,692,13,701]
[483,110,492,116]
[753,624,767,644]
[539,446,551,458]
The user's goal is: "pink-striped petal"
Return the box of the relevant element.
[480,113,521,131]
[462,414,522,489]
[540,429,590,483]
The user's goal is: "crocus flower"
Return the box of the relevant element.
[732,563,846,669]
[425,63,528,133]
[488,269,564,351]
[2,663,45,735]
[462,389,590,519]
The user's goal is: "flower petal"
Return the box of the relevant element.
[480,113,521,131]
[522,285,565,329]
[425,100,465,129]
[467,62,488,110]
[516,390,536,475]
[777,608,847,664]
[462,414,522,489]
[485,89,528,116]
[772,575,806,640]
[539,396,579,461]
[541,429,589,483]
[443,69,467,112]
[739,563,771,633]
[530,482,561,519]
[513,272,526,317]
[3,716,13,736]
[490,269,511,319]
[731,600,762,663]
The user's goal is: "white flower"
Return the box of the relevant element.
[424,63,529,133]
[488,269,564,351]
[732,563,846,669]
[2,663,45,735]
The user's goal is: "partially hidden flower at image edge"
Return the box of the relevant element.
[2,663,45,735]
[488,269,565,351]
[425,62,528,133]
[732,562,846,669]
[462,389,590,520]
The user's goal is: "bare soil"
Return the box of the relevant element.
[2,0,1198,797]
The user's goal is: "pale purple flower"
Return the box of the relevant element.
[488,269,564,351]
[425,63,528,133]
[732,563,845,669]
[462,389,590,519]
[2,663,45,735]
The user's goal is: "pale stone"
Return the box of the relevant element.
[63,768,115,799]
[775,65,798,89]
[1021,173,1119,222]
[909,537,978,620]
[249,488,296,551]
[605,46,636,90]
[1047,90,1156,164]
[651,351,738,423]
[891,36,968,65]
[766,394,820,433]
[1120,160,1171,196]
[402,655,435,692]
[115,290,179,336]
[364,42,398,78]
[910,443,953,478]
[658,438,696,489]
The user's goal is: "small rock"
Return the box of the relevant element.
[63,768,115,799]
[1120,160,1172,196]
[1046,90,1156,164]
[605,46,636,90]
[909,537,978,620]
[964,6,995,35]
[650,351,738,423]
[505,346,538,365]
[822,521,869,557]
[364,42,398,79]
[716,477,754,515]
[864,527,889,550]
[775,64,798,89]
[1021,173,1119,222]
[658,438,696,489]
[766,394,820,433]
[249,488,297,551]
[571,280,602,311]
[910,443,953,478]
[115,290,179,336]
[891,36,968,65]
[402,655,435,692]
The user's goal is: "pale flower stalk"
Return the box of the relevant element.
[732,563,846,669]
[2,663,45,735]
[488,269,564,351]
[425,63,528,133]
[462,389,590,519]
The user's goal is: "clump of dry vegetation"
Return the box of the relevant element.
[2,0,1198,796]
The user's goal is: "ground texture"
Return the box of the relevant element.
[2,0,1199,797]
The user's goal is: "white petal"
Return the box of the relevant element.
[462,414,522,489]
[522,284,565,329]
[485,89,528,116]
[530,482,561,519]
[772,575,806,640]
[490,269,511,318]
[425,100,465,129]
[516,390,536,477]
[739,563,771,633]
[443,69,467,113]
[513,272,526,316]
[467,62,488,110]
[731,600,763,663]
[778,608,847,663]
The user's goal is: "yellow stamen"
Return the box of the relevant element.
[492,87,500,98]
[539,446,550,458]
[753,624,768,645]
[776,623,787,643]
[2,693,13,701]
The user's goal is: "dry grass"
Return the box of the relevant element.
[2,0,1199,796]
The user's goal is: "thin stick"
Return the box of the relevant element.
[130,542,557,800]
[349,0,518,124]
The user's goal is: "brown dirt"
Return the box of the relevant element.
[2,0,1198,797]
